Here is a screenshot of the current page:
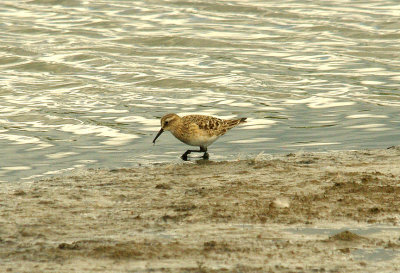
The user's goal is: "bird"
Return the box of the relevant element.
[152,113,247,160]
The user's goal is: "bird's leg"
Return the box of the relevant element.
[181,149,198,160]
[181,147,209,161]
[200,147,209,159]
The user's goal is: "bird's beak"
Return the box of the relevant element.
[152,128,164,144]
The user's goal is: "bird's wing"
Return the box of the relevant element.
[183,115,224,135]
[184,115,245,137]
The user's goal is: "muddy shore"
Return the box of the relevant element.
[1,147,400,272]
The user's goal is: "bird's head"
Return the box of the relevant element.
[152,113,180,143]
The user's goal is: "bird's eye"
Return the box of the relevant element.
[164,121,169,125]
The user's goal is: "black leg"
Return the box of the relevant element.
[181,149,199,160]
[181,147,209,161]
[201,147,209,159]
[181,150,191,161]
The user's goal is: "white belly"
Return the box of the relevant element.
[179,134,219,148]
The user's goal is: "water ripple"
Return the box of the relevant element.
[1,0,400,181]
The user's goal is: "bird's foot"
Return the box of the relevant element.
[202,152,209,160]
[181,151,190,161]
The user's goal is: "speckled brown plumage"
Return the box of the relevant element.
[153,113,247,160]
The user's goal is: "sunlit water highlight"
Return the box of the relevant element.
[1,0,399,182]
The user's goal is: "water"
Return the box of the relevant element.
[1,0,399,182]
[286,225,400,262]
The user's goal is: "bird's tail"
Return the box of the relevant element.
[226,117,247,129]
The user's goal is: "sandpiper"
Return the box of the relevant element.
[153,113,247,160]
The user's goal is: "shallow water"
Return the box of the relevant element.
[1,0,400,182]
[286,225,400,262]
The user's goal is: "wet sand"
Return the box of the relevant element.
[1,147,400,272]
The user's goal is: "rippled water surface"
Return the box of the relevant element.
[1,0,400,182]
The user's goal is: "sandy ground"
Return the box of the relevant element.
[1,147,400,272]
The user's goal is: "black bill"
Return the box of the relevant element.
[152,128,164,144]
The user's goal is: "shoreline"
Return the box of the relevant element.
[1,147,400,272]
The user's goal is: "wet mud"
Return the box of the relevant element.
[1,147,400,272]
